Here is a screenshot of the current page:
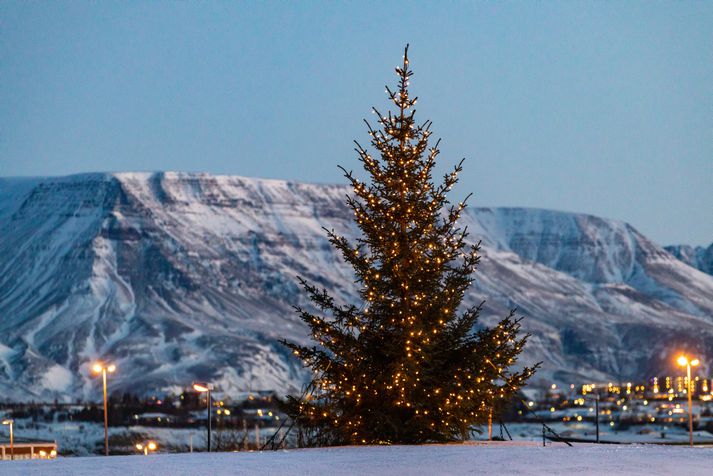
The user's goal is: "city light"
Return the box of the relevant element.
[92,362,116,374]
[677,355,700,368]
[193,383,210,393]
[539,369,713,445]
[135,440,158,455]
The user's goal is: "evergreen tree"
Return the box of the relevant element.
[282,45,537,445]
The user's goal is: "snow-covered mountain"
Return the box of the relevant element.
[664,244,713,276]
[1,172,712,402]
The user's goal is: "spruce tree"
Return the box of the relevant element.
[282,45,537,445]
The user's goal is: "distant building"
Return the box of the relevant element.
[133,412,176,425]
[0,437,57,460]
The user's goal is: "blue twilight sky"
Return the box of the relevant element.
[1,1,711,245]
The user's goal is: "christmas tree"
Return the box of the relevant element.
[282,45,537,445]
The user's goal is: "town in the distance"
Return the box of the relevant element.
[1,353,711,458]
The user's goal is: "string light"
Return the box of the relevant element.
[282,44,536,445]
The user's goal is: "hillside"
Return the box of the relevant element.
[1,172,712,401]
[664,244,713,276]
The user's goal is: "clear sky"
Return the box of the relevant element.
[1,1,711,245]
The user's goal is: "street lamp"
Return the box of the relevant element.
[135,440,158,456]
[92,362,116,456]
[676,354,700,447]
[585,391,600,443]
[2,419,13,460]
[193,383,214,452]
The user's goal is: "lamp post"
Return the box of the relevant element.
[585,391,600,443]
[193,383,214,452]
[2,419,13,460]
[92,362,116,456]
[676,355,700,447]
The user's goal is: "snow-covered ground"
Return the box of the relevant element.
[7,418,713,455]
[505,421,713,444]
[2,443,712,475]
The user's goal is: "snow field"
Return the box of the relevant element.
[2,443,712,476]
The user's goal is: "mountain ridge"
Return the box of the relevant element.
[1,172,711,401]
[664,244,713,276]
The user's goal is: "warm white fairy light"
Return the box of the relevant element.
[285,44,535,444]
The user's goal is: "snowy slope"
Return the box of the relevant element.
[3,444,713,476]
[1,172,712,401]
[665,243,713,276]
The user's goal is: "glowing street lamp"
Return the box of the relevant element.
[135,440,158,456]
[676,354,700,447]
[92,362,116,456]
[2,419,13,460]
[193,383,214,452]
